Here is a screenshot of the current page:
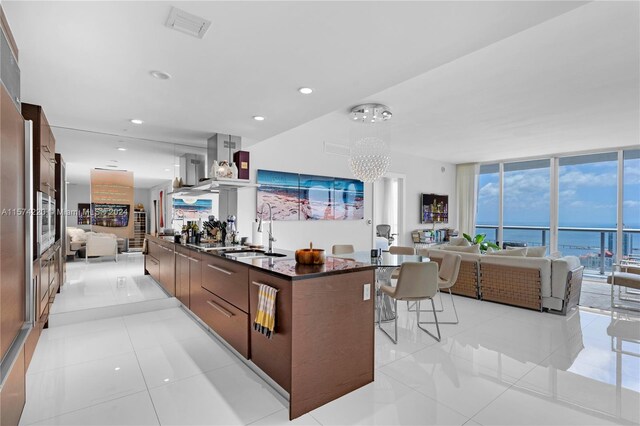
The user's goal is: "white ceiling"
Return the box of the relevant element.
[4,1,638,184]
[54,128,205,187]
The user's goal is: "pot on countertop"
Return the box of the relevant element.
[295,242,326,265]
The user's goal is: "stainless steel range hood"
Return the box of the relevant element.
[207,133,241,177]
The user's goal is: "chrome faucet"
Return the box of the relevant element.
[257,203,276,254]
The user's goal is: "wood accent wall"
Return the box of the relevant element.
[90,169,134,238]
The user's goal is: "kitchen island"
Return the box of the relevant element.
[144,234,376,419]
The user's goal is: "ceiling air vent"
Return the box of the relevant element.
[323,142,350,157]
[165,7,211,39]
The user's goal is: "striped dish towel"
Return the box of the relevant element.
[254,284,277,339]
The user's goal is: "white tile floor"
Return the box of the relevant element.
[53,254,167,314]
[21,258,640,425]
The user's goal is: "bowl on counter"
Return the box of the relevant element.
[295,243,326,265]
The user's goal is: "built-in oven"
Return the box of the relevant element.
[37,191,55,255]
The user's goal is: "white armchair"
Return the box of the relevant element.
[85,233,118,262]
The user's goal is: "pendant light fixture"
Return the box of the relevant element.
[348,103,392,182]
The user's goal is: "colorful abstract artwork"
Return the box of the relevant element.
[421,193,449,224]
[257,170,364,221]
[256,170,300,221]
[172,198,213,220]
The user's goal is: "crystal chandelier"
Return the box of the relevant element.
[348,103,392,182]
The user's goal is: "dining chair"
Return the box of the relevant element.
[408,253,461,323]
[332,244,355,255]
[389,246,416,281]
[389,246,416,255]
[431,253,462,324]
[378,262,441,343]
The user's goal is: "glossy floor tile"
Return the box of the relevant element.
[148,363,286,425]
[20,352,147,424]
[22,256,640,425]
[309,372,469,425]
[28,392,159,426]
[53,253,167,314]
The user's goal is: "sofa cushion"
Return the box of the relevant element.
[551,256,582,299]
[526,246,547,258]
[67,227,87,243]
[441,244,480,254]
[494,247,527,257]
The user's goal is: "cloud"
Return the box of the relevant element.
[559,168,617,189]
[479,182,499,198]
[624,200,640,208]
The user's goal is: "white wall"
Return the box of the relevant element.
[66,183,150,230]
[237,112,456,252]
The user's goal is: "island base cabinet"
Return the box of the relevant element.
[191,285,249,358]
[249,270,292,392]
[145,255,160,283]
[289,270,375,420]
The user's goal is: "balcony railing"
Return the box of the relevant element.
[475,225,640,276]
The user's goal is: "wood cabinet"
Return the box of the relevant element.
[201,255,249,312]
[188,251,201,309]
[249,270,292,391]
[1,84,25,361]
[145,238,175,296]
[0,346,25,426]
[21,103,55,198]
[191,284,250,358]
[175,246,191,307]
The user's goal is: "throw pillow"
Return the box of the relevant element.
[441,244,480,254]
[493,247,527,257]
[526,246,547,257]
[449,237,471,247]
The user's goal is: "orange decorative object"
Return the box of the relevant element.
[295,242,326,265]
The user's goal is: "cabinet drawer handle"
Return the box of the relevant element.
[42,145,50,153]
[177,253,188,258]
[206,300,234,318]
[188,257,200,263]
[206,264,233,275]
[148,259,158,265]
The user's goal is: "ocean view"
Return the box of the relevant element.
[476,225,640,271]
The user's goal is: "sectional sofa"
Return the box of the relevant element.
[421,244,583,315]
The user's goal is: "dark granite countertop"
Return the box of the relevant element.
[148,234,375,280]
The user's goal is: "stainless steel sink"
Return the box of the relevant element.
[222,249,287,259]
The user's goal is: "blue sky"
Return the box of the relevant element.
[477,157,640,229]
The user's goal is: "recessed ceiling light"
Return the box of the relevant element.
[175,164,180,167]
[298,87,313,95]
[150,70,171,80]
[253,116,265,121]
[117,147,127,151]
[130,119,143,125]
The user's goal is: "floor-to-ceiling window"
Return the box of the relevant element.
[476,164,500,242]
[558,152,618,274]
[623,149,640,260]
[475,149,637,277]
[503,159,550,250]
